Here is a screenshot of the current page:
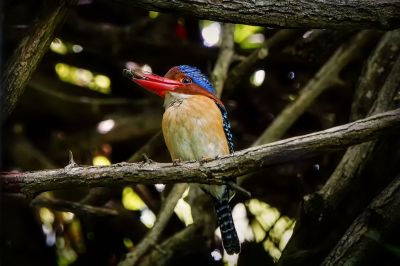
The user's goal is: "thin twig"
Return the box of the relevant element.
[31,197,118,216]
[228,181,251,198]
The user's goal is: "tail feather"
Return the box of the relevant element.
[214,188,240,255]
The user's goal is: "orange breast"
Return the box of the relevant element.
[162,94,229,161]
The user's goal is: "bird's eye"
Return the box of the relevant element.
[182,77,192,84]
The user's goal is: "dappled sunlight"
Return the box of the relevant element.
[50,38,84,55]
[122,187,156,228]
[234,24,264,49]
[92,155,111,166]
[200,21,221,47]
[97,119,115,134]
[61,212,75,223]
[123,237,134,250]
[50,38,68,55]
[140,208,156,228]
[149,11,159,19]
[246,199,295,261]
[154,183,166,192]
[122,187,147,211]
[55,63,111,94]
[250,69,266,87]
[174,187,193,226]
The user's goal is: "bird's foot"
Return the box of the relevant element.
[172,158,182,166]
[199,156,215,165]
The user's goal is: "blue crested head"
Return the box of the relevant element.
[178,65,216,95]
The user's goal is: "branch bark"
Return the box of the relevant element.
[138,223,204,266]
[114,0,400,29]
[350,30,400,121]
[322,173,400,265]
[0,0,76,120]
[211,23,234,98]
[2,108,400,197]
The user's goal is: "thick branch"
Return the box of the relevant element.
[2,108,400,196]
[0,0,76,120]
[350,30,400,121]
[322,173,400,265]
[115,0,400,29]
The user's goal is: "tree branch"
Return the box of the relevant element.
[119,184,188,266]
[138,223,203,266]
[279,30,400,266]
[0,0,77,120]
[320,31,400,207]
[350,30,400,121]
[224,29,300,93]
[321,173,400,265]
[2,108,400,197]
[114,0,400,29]
[31,197,118,216]
[211,23,235,98]
[253,30,378,146]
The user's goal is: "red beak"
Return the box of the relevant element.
[123,68,182,97]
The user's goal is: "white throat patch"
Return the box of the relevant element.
[164,92,192,109]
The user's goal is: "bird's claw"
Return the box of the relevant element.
[199,156,216,165]
[172,159,182,166]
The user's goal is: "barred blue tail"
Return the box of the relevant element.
[214,188,240,254]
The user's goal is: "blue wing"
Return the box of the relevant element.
[216,103,234,154]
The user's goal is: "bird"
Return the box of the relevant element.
[124,65,240,255]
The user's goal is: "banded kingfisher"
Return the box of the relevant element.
[124,65,240,255]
